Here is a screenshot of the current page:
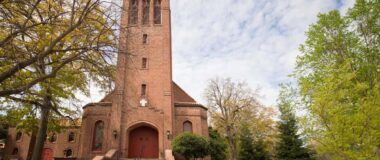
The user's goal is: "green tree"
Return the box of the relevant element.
[252,139,269,160]
[275,85,312,160]
[239,124,255,160]
[239,124,269,160]
[294,0,380,158]
[0,115,6,139]
[0,0,118,160]
[209,127,228,160]
[172,132,210,160]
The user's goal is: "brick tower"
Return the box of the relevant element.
[4,0,208,160]
[77,0,208,159]
[112,0,174,158]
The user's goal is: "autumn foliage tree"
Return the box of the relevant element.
[205,77,266,160]
[0,0,119,159]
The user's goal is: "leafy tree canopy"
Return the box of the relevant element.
[294,0,380,158]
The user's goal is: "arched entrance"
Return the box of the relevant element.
[42,148,53,160]
[128,126,159,158]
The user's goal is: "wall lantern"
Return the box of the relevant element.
[166,130,172,140]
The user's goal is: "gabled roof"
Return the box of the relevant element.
[172,82,196,103]
[172,82,208,110]
[84,82,207,110]
[100,90,115,102]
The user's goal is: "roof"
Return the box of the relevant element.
[172,82,196,103]
[172,82,207,110]
[83,82,207,110]
[100,90,115,102]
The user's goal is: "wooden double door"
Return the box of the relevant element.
[128,126,159,158]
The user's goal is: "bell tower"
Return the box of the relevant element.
[110,0,173,158]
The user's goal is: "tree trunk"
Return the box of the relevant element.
[226,126,238,160]
[31,102,51,160]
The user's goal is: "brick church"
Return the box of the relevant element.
[4,0,208,159]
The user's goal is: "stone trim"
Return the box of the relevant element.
[174,102,208,110]
[83,102,112,109]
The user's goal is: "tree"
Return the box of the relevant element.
[239,124,269,160]
[275,85,312,160]
[252,139,270,160]
[239,124,255,160]
[172,132,210,160]
[0,0,118,97]
[294,0,380,158]
[0,115,7,139]
[209,127,228,160]
[0,0,119,160]
[205,77,260,160]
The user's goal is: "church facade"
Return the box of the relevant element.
[4,0,208,159]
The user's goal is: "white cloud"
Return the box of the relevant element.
[171,0,355,106]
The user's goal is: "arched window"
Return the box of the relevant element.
[64,148,73,157]
[49,133,57,143]
[129,0,139,24]
[183,121,192,132]
[153,0,161,24]
[68,132,75,142]
[16,132,22,141]
[92,120,104,150]
[12,148,18,155]
[142,0,150,24]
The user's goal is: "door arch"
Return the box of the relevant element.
[128,126,159,158]
[42,148,54,160]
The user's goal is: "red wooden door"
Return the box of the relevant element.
[42,148,54,160]
[128,126,158,158]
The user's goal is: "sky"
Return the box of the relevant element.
[170,0,356,106]
[83,0,356,107]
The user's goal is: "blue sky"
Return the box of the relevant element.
[170,0,355,106]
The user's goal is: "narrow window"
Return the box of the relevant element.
[143,34,148,44]
[64,149,73,157]
[154,0,161,24]
[183,121,193,132]
[129,0,139,25]
[142,58,147,69]
[12,148,18,155]
[49,133,57,143]
[16,132,22,141]
[68,132,75,142]
[92,121,104,151]
[141,84,147,96]
[142,0,150,24]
